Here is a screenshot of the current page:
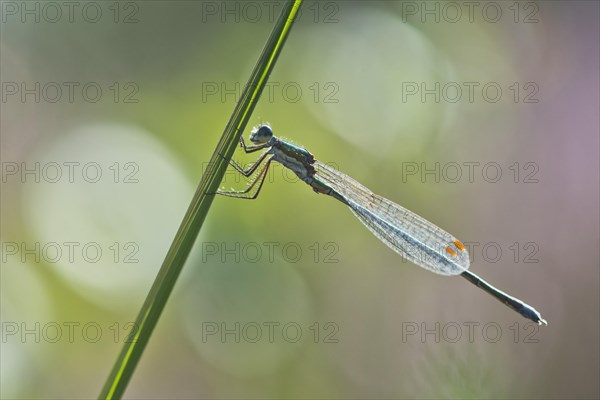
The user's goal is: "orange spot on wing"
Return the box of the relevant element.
[453,240,466,251]
[445,246,457,257]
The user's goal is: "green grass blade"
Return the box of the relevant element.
[98,1,303,398]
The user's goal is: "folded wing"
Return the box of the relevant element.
[315,161,470,276]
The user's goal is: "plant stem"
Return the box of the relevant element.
[98,1,303,398]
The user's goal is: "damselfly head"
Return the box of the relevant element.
[250,124,273,144]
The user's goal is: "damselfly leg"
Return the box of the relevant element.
[239,135,269,153]
[227,150,271,177]
[216,158,273,200]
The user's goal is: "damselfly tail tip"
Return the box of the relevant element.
[523,306,548,326]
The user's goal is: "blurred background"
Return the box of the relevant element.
[1,1,598,398]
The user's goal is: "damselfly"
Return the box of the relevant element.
[216,124,547,325]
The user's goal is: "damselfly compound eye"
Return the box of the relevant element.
[250,124,273,143]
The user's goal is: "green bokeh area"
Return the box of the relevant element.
[1,1,599,399]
